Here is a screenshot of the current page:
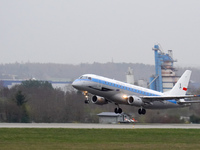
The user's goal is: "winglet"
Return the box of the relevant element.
[168,70,191,96]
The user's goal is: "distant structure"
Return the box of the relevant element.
[126,67,148,88]
[126,67,134,84]
[138,79,148,88]
[97,112,135,124]
[149,44,179,92]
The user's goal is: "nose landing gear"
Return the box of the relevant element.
[83,91,89,104]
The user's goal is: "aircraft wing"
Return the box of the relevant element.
[140,95,200,101]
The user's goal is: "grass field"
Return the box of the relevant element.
[0,128,200,150]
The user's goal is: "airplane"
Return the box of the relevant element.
[72,70,200,115]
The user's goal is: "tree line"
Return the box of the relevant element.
[0,80,200,123]
[0,80,89,123]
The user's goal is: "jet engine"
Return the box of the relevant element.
[91,95,108,105]
[128,96,143,106]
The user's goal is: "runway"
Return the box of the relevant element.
[0,123,200,129]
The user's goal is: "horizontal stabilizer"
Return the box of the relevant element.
[178,100,200,104]
[141,95,200,101]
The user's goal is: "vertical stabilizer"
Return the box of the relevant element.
[167,70,191,95]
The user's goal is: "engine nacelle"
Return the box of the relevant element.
[91,95,108,105]
[128,96,143,106]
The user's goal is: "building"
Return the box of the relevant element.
[150,44,179,92]
[138,79,148,88]
[97,112,135,124]
[126,67,134,84]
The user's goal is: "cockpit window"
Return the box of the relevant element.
[79,76,89,80]
[79,76,85,79]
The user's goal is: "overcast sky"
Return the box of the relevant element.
[1,0,200,67]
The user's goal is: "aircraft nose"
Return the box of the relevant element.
[72,80,81,89]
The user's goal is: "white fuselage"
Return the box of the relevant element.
[72,74,189,109]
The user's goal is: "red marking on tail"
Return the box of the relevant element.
[183,87,187,91]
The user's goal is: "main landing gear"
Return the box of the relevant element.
[114,104,122,114]
[138,108,146,115]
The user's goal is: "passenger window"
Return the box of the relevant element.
[88,77,92,80]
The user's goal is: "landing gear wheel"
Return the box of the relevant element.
[142,109,146,115]
[114,108,118,114]
[138,109,142,115]
[138,108,146,115]
[114,107,123,114]
[118,108,122,114]
[84,100,89,104]
[114,103,123,114]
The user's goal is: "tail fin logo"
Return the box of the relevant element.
[183,87,187,91]
[179,80,188,91]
